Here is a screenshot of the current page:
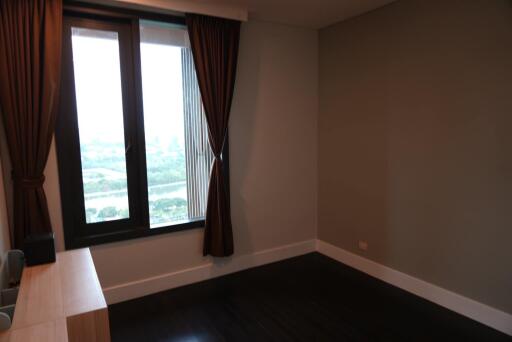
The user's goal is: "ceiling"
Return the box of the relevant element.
[223,0,398,29]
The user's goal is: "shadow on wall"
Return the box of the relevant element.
[0,131,11,288]
[227,23,262,259]
[319,0,512,314]
[0,112,12,255]
[318,11,392,266]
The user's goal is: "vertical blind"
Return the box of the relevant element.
[182,47,213,219]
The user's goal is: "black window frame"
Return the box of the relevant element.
[56,2,228,249]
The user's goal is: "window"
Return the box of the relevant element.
[56,5,222,248]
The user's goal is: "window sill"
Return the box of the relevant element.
[66,218,205,249]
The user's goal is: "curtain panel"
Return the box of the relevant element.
[0,0,62,248]
[186,13,240,257]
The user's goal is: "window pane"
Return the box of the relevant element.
[71,27,130,224]
[140,21,212,228]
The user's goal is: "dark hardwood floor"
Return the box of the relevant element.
[109,253,510,341]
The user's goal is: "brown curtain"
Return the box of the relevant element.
[186,13,240,257]
[0,0,62,249]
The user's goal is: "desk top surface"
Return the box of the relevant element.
[0,248,106,341]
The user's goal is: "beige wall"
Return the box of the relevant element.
[319,0,512,314]
[42,20,318,288]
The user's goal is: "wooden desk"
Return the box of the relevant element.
[0,248,110,342]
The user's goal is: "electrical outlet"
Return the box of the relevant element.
[358,240,368,251]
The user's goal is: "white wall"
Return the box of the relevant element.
[42,20,318,290]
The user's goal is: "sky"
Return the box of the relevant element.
[71,28,186,149]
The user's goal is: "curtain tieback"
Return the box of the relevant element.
[13,175,46,188]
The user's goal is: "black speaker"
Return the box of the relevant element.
[23,232,56,266]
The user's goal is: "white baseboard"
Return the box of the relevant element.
[103,239,316,305]
[316,239,512,336]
